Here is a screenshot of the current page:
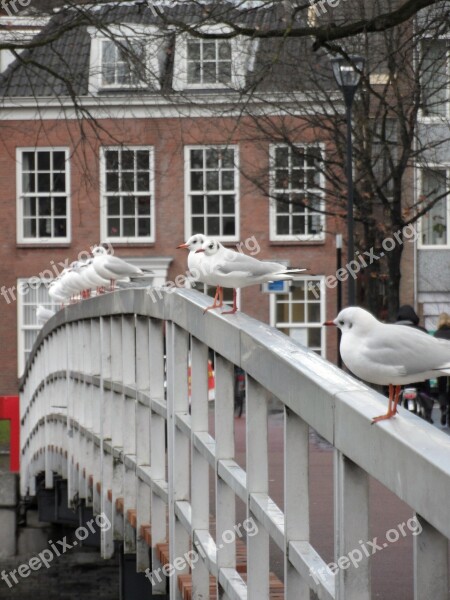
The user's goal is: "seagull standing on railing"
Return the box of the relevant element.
[36,305,55,325]
[195,239,308,314]
[91,246,146,290]
[324,306,450,423]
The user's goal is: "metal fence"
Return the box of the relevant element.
[19,288,450,599]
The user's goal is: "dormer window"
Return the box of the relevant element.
[101,39,145,88]
[88,24,165,94]
[186,39,232,86]
[173,26,257,91]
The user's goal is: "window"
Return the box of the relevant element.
[270,145,324,241]
[100,147,154,242]
[173,29,255,91]
[87,25,164,93]
[101,38,145,88]
[421,40,449,118]
[419,168,449,246]
[17,279,56,375]
[186,39,232,86]
[17,148,70,244]
[185,146,238,240]
[271,276,326,357]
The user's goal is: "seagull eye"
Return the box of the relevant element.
[339,320,344,326]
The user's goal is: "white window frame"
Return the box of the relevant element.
[173,25,255,91]
[100,146,155,244]
[17,277,56,376]
[16,147,71,245]
[417,164,450,249]
[184,145,240,242]
[418,37,450,122]
[87,24,163,93]
[269,143,325,242]
[270,275,326,358]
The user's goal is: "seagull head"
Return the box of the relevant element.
[92,245,108,256]
[196,239,220,256]
[177,234,207,252]
[324,306,378,334]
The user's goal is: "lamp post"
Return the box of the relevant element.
[331,55,365,307]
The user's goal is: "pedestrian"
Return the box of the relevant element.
[434,312,450,426]
[395,305,434,422]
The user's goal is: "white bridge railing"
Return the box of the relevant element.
[19,288,450,599]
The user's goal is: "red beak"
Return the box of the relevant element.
[195,249,205,253]
[176,243,189,249]
[323,320,336,326]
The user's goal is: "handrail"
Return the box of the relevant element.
[19,287,450,600]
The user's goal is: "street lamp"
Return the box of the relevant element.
[331,55,365,306]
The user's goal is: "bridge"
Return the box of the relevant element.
[19,287,450,599]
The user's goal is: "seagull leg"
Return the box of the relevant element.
[221,288,238,314]
[372,384,398,424]
[203,286,223,314]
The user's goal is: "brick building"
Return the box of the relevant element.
[0,3,350,394]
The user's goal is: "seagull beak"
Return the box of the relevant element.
[195,249,205,253]
[323,320,336,326]
[176,243,189,249]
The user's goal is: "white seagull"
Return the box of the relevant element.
[177,234,223,305]
[196,239,308,314]
[325,306,450,422]
[36,305,55,325]
[91,246,145,289]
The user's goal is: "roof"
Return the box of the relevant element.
[0,2,331,98]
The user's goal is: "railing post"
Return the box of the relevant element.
[167,322,190,600]
[135,316,151,572]
[214,354,236,589]
[111,316,124,541]
[246,375,269,600]
[100,317,114,559]
[191,336,210,599]
[334,451,370,600]
[148,317,166,593]
[414,513,449,599]
[284,408,310,598]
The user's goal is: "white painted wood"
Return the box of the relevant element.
[246,376,269,600]
[334,451,370,600]
[414,514,449,600]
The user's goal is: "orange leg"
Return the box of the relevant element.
[221,288,238,315]
[372,384,401,424]
[203,286,223,314]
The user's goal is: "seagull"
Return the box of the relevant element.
[91,246,146,289]
[36,305,55,325]
[176,234,223,306]
[325,306,450,423]
[196,239,308,314]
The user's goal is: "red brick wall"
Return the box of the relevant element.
[0,115,339,394]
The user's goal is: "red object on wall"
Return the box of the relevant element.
[0,396,20,472]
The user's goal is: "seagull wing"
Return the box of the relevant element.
[103,256,142,276]
[366,324,450,376]
[215,253,286,277]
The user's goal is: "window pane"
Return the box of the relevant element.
[203,64,216,83]
[23,197,36,216]
[122,172,135,192]
[223,195,235,214]
[37,173,50,192]
[292,303,306,323]
[207,217,220,235]
[308,303,321,323]
[53,152,66,170]
[190,149,204,169]
[38,197,51,216]
[207,195,220,214]
[206,171,219,190]
[187,40,201,60]
[192,196,204,214]
[123,219,135,237]
[122,151,134,170]
[37,152,50,171]
[218,41,231,60]
[221,171,234,190]
[223,217,235,236]
[206,149,219,169]
[123,196,135,215]
[219,62,231,82]
[54,199,66,216]
[54,219,66,237]
[53,173,65,192]
[137,197,151,215]
[275,147,289,167]
[138,219,150,236]
[188,61,201,84]
[136,151,149,170]
[191,217,204,233]
[191,172,203,191]
[222,150,234,168]
[38,218,52,237]
[105,150,119,171]
[277,302,289,323]
[203,42,216,61]
[108,218,120,236]
[308,328,321,348]
[277,215,289,234]
[106,172,119,192]
[23,219,36,237]
[22,151,35,171]
[107,196,120,215]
